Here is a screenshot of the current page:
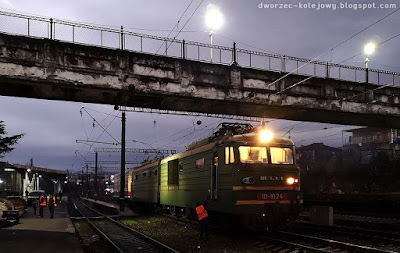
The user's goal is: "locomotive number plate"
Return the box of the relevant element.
[257,193,288,200]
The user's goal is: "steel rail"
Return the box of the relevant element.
[294,222,400,244]
[74,199,178,253]
[277,230,397,253]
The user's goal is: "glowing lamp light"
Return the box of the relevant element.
[27,169,31,172]
[205,4,224,31]
[0,179,3,184]
[286,177,295,185]
[364,42,376,56]
[294,178,299,184]
[259,129,273,142]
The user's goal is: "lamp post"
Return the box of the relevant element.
[205,4,223,62]
[363,42,376,84]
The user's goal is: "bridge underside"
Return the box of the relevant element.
[0,32,399,127]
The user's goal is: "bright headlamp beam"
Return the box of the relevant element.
[259,129,273,142]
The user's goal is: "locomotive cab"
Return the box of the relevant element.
[220,132,302,230]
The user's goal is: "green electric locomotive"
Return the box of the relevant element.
[131,123,302,229]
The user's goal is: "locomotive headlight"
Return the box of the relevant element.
[286,177,299,185]
[286,177,295,185]
[259,129,273,142]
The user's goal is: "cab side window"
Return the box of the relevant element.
[168,159,179,186]
[225,146,235,164]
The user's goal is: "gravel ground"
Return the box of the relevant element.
[72,220,115,253]
[119,215,267,253]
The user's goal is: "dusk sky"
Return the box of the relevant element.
[0,0,399,173]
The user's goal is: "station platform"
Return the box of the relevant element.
[83,198,137,216]
[0,197,84,253]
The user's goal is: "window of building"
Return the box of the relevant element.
[196,158,205,168]
[168,159,179,186]
[225,147,235,164]
[239,146,268,163]
[270,147,293,164]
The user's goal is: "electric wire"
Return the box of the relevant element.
[267,8,400,94]
[80,107,120,144]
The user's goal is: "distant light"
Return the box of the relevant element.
[364,42,376,56]
[39,175,42,178]
[4,168,15,172]
[76,182,79,185]
[27,169,31,172]
[259,130,273,142]
[111,175,115,179]
[205,4,224,31]
[105,182,109,184]
[64,181,68,184]
[0,179,3,184]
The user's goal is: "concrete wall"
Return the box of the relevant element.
[1,32,400,127]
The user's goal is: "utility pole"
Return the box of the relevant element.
[120,111,126,211]
[95,152,98,196]
[81,169,84,196]
[86,164,89,198]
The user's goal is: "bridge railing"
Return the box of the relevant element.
[0,10,399,88]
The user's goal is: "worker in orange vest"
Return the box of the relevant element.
[196,198,209,240]
[38,195,47,217]
[47,194,57,218]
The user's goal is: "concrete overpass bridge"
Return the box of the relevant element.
[0,11,400,127]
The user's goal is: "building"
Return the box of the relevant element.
[343,128,400,164]
[0,162,66,197]
[296,143,342,193]
[296,143,341,172]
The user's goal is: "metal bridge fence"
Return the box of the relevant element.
[1,10,399,88]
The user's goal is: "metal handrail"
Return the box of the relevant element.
[0,10,399,85]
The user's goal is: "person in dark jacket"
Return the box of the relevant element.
[58,191,63,202]
[32,197,39,215]
[196,198,209,240]
[47,194,57,218]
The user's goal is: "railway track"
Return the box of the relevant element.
[162,212,398,252]
[258,231,397,253]
[71,199,178,253]
[294,220,400,245]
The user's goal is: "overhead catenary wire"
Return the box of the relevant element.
[266,8,400,93]
[80,107,120,144]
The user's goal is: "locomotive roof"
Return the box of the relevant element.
[221,133,295,145]
[132,133,294,172]
[131,160,160,172]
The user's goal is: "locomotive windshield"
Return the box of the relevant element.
[270,147,293,164]
[238,146,294,164]
[239,146,268,163]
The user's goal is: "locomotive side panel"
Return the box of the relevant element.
[132,166,158,203]
[160,150,214,208]
[131,163,159,204]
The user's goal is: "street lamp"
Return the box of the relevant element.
[205,4,223,62]
[363,42,376,84]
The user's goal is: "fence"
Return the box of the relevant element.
[0,10,399,87]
